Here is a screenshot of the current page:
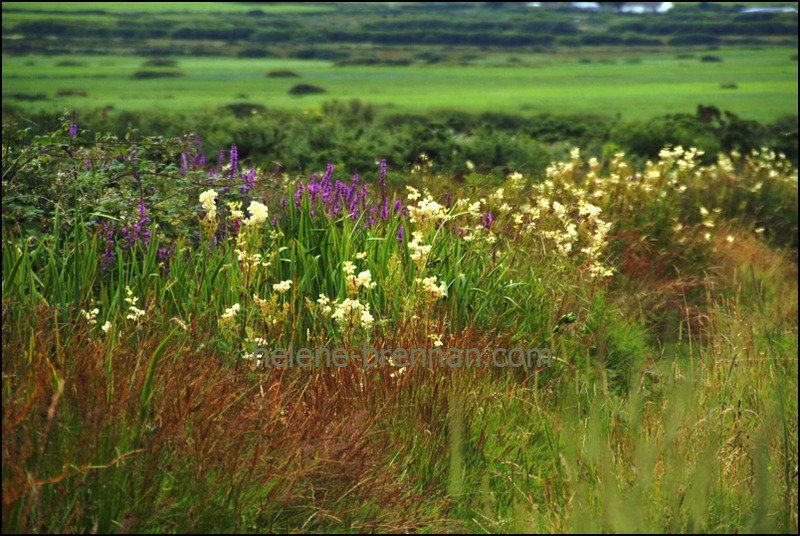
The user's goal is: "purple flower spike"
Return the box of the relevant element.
[230,145,238,179]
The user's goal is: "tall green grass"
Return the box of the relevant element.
[2,123,797,532]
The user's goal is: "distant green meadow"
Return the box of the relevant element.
[2,1,333,14]
[3,47,797,123]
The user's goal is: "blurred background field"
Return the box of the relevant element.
[3,47,797,122]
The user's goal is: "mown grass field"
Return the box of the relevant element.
[3,47,797,122]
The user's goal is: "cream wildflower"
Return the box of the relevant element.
[406,185,421,202]
[360,309,374,330]
[199,189,218,219]
[81,307,99,326]
[317,294,333,316]
[331,298,371,329]
[124,286,146,322]
[227,201,244,221]
[244,201,269,226]
[418,275,447,301]
[273,280,293,294]
[408,194,448,224]
[222,303,240,318]
[101,321,112,334]
[356,270,377,290]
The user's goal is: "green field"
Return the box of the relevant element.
[3,47,797,123]
[2,1,333,14]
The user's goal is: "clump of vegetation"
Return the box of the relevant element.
[288,83,326,95]
[56,89,88,97]
[266,69,300,78]
[223,102,267,117]
[142,58,178,67]
[131,70,184,79]
[5,93,46,101]
[334,57,414,67]
[701,55,724,62]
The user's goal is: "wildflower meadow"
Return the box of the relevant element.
[2,113,797,532]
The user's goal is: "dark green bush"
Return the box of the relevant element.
[142,58,177,67]
[131,70,184,79]
[288,84,326,96]
[267,70,300,78]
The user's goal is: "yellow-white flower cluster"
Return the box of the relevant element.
[317,294,333,316]
[199,189,218,220]
[343,261,377,296]
[219,303,240,329]
[417,275,447,305]
[125,286,146,322]
[244,201,269,227]
[80,307,99,326]
[235,248,270,279]
[273,279,293,294]
[331,298,374,330]
[408,231,432,271]
[482,167,615,278]
[226,201,244,221]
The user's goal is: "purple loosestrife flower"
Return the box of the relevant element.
[247,167,255,194]
[484,212,493,230]
[397,224,404,244]
[217,148,225,174]
[394,199,402,215]
[229,145,238,179]
[69,122,77,138]
[100,222,116,271]
[379,159,389,216]
[181,153,188,178]
[157,242,177,271]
